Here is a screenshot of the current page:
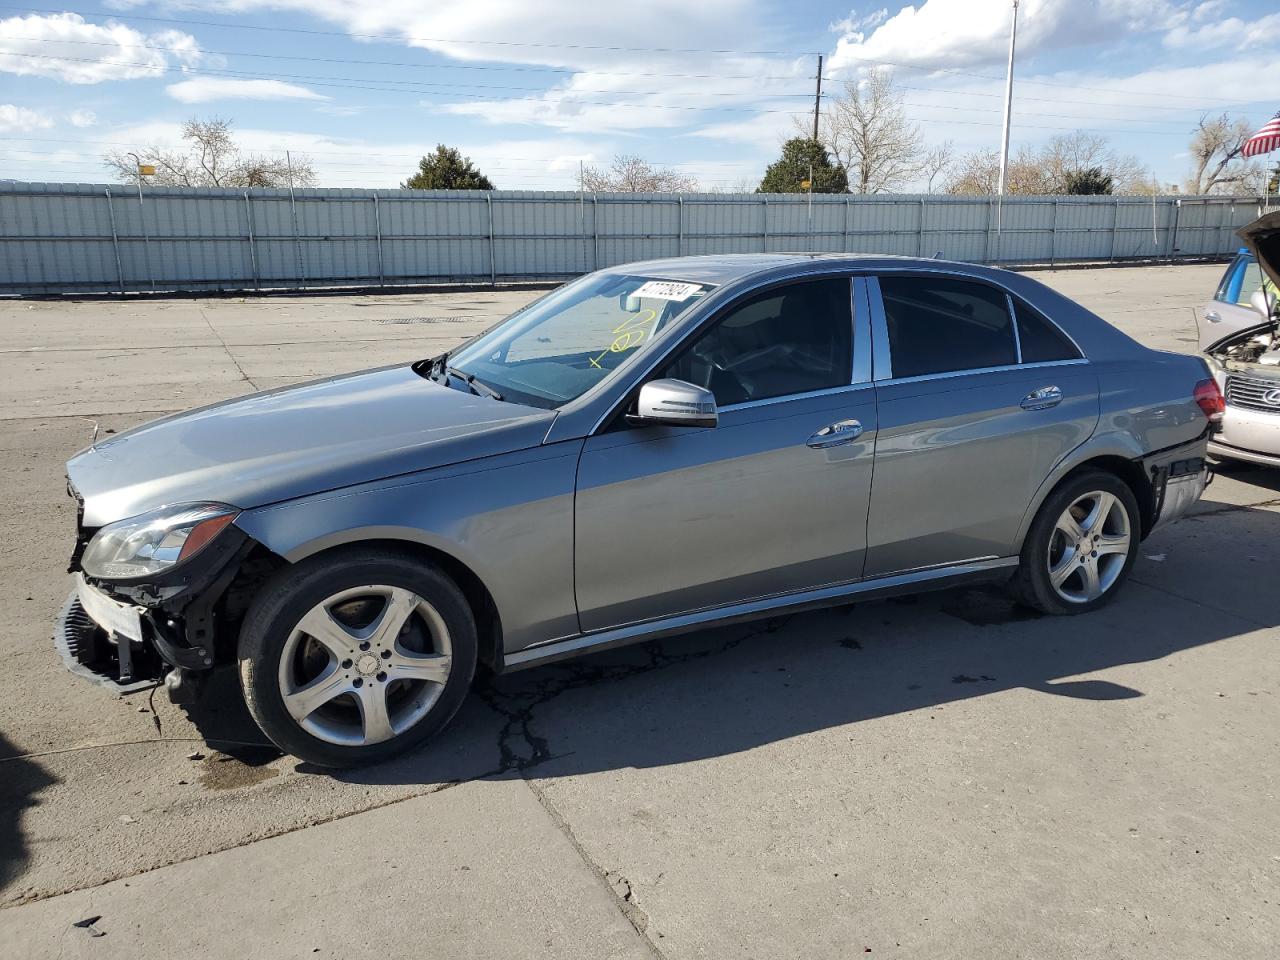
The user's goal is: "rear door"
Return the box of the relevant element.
[1196,254,1266,351]
[863,273,1100,578]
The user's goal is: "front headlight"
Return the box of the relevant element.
[81,503,239,581]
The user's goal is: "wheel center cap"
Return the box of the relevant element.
[355,654,379,676]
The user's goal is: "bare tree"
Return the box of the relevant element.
[919,141,956,194]
[579,155,698,193]
[1185,114,1263,194]
[946,132,1149,195]
[104,118,317,188]
[819,70,923,194]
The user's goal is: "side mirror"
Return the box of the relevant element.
[1250,288,1277,321]
[629,378,718,428]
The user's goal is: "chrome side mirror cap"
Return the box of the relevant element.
[1251,288,1277,321]
[630,378,718,428]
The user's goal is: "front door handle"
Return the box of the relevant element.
[1020,385,1063,411]
[807,419,863,448]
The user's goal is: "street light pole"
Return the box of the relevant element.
[996,1,1020,200]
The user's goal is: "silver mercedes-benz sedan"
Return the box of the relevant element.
[59,254,1217,766]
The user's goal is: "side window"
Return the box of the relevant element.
[1235,260,1263,306]
[1214,258,1239,302]
[1014,299,1082,363]
[879,276,1016,379]
[658,278,852,406]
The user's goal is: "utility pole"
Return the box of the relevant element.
[812,54,823,141]
[995,0,1019,257]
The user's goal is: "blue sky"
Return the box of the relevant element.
[0,0,1277,190]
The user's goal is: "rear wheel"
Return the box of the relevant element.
[238,548,477,767]
[1012,470,1140,615]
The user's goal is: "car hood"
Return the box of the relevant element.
[67,364,556,527]
[1202,214,1280,354]
[1239,211,1280,290]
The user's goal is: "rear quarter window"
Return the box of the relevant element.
[1014,299,1082,363]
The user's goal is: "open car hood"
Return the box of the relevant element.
[1238,210,1280,290]
[1208,213,1280,354]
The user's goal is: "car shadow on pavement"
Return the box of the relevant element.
[1208,459,1280,496]
[328,502,1279,788]
[0,733,59,899]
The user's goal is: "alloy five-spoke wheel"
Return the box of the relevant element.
[278,585,453,747]
[239,548,477,767]
[1046,490,1132,604]
[1012,469,1140,616]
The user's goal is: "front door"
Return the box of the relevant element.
[1195,254,1268,351]
[574,276,877,633]
[864,273,1100,577]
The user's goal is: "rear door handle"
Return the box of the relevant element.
[1020,385,1063,411]
[807,419,863,448]
[1205,310,1222,323]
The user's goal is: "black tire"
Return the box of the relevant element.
[1011,469,1141,616]
[238,546,477,768]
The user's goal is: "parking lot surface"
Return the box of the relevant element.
[1,263,1277,958]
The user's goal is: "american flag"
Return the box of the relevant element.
[1242,111,1280,158]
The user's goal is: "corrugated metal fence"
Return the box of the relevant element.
[0,181,1266,295]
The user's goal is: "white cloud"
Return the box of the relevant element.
[68,109,98,127]
[0,13,201,84]
[827,0,1183,73]
[1164,12,1280,51]
[166,78,329,103]
[0,104,53,133]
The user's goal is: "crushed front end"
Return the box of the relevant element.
[57,480,271,702]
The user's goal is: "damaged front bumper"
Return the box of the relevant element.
[55,521,254,699]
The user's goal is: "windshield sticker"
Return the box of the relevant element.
[632,280,705,302]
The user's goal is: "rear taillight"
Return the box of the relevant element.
[1194,378,1225,423]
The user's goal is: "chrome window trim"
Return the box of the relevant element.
[586,270,869,436]
[851,276,873,385]
[719,381,874,414]
[877,358,1089,388]
[867,275,893,381]
[1007,291,1087,362]
[1006,292,1024,363]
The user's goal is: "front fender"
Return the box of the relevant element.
[234,441,584,653]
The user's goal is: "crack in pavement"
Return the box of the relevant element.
[200,308,260,391]
[470,617,795,959]
[475,615,795,777]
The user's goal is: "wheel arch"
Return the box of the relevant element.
[277,532,505,675]
[1015,439,1156,550]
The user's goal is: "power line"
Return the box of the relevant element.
[0,4,1257,107]
[0,31,1257,114]
[0,33,818,82]
[0,49,814,99]
[0,6,821,58]
[0,50,1202,132]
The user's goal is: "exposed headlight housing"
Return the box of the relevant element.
[81,503,239,581]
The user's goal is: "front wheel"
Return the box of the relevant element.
[1012,470,1140,615]
[238,548,477,767]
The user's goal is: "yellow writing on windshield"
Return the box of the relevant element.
[589,308,657,369]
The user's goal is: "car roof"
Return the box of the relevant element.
[604,252,1008,286]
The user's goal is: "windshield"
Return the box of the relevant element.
[446,273,714,408]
